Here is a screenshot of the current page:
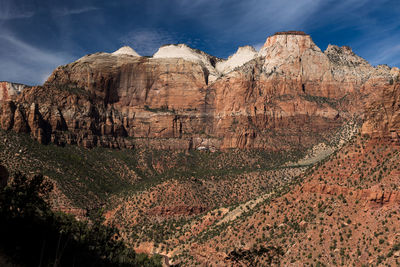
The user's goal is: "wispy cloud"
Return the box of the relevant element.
[0,0,399,85]
[312,0,400,67]
[0,10,34,20]
[120,29,180,56]
[0,0,34,20]
[358,38,400,67]
[172,0,323,38]
[53,6,100,16]
[242,0,323,30]
[0,33,74,85]
[143,0,325,57]
[373,45,400,66]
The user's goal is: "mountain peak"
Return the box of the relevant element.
[216,45,258,74]
[259,31,318,56]
[274,30,308,36]
[153,43,221,82]
[112,46,140,57]
[153,44,211,60]
[258,30,324,77]
[324,44,370,67]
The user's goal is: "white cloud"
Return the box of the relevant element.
[53,6,100,17]
[320,0,400,67]
[0,34,74,85]
[0,0,34,20]
[155,0,325,55]
[0,10,34,20]
[120,29,180,56]
[360,39,400,67]
[245,0,323,29]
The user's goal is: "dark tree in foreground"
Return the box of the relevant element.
[0,164,8,189]
[0,171,161,267]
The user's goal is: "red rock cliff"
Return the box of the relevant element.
[0,32,397,150]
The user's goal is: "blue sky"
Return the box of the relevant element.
[1,0,399,85]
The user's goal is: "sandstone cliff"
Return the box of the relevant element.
[361,67,400,140]
[0,32,398,150]
[0,82,28,103]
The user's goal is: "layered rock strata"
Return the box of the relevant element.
[361,71,400,141]
[0,32,398,150]
[0,82,28,103]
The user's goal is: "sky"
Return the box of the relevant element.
[0,0,399,85]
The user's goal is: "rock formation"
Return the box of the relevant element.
[153,43,222,83]
[0,82,28,103]
[361,68,400,140]
[0,31,398,150]
[112,46,140,57]
[215,45,257,75]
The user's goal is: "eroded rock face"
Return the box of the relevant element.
[1,31,398,150]
[1,54,211,148]
[153,44,222,83]
[361,75,400,140]
[215,46,258,75]
[0,82,28,103]
[208,32,394,149]
[300,182,400,211]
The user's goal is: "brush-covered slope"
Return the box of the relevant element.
[1,31,400,266]
[112,80,400,266]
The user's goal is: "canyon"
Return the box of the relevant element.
[1,31,400,266]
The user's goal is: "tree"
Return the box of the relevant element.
[0,170,161,267]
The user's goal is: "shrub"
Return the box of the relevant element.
[0,171,161,267]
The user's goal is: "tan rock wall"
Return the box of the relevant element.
[1,32,398,150]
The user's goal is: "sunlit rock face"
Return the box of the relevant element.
[1,31,398,149]
[361,76,400,140]
[153,43,222,83]
[0,82,27,102]
[216,45,258,75]
[112,46,140,57]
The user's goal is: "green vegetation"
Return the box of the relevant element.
[0,171,161,267]
[226,245,284,265]
[0,130,138,208]
[144,105,175,113]
[0,129,306,209]
[56,83,88,96]
[301,94,343,108]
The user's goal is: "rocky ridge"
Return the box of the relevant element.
[112,46,140,57]
[0,31,398,150]
[215,45,258,75]
[1,31,400,266]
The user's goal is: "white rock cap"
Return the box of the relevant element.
[153,44,208,63]
[112,46,140,57]
[216,46,257,74]
[153,44,220,82]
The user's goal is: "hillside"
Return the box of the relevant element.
[0,31,399,266]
